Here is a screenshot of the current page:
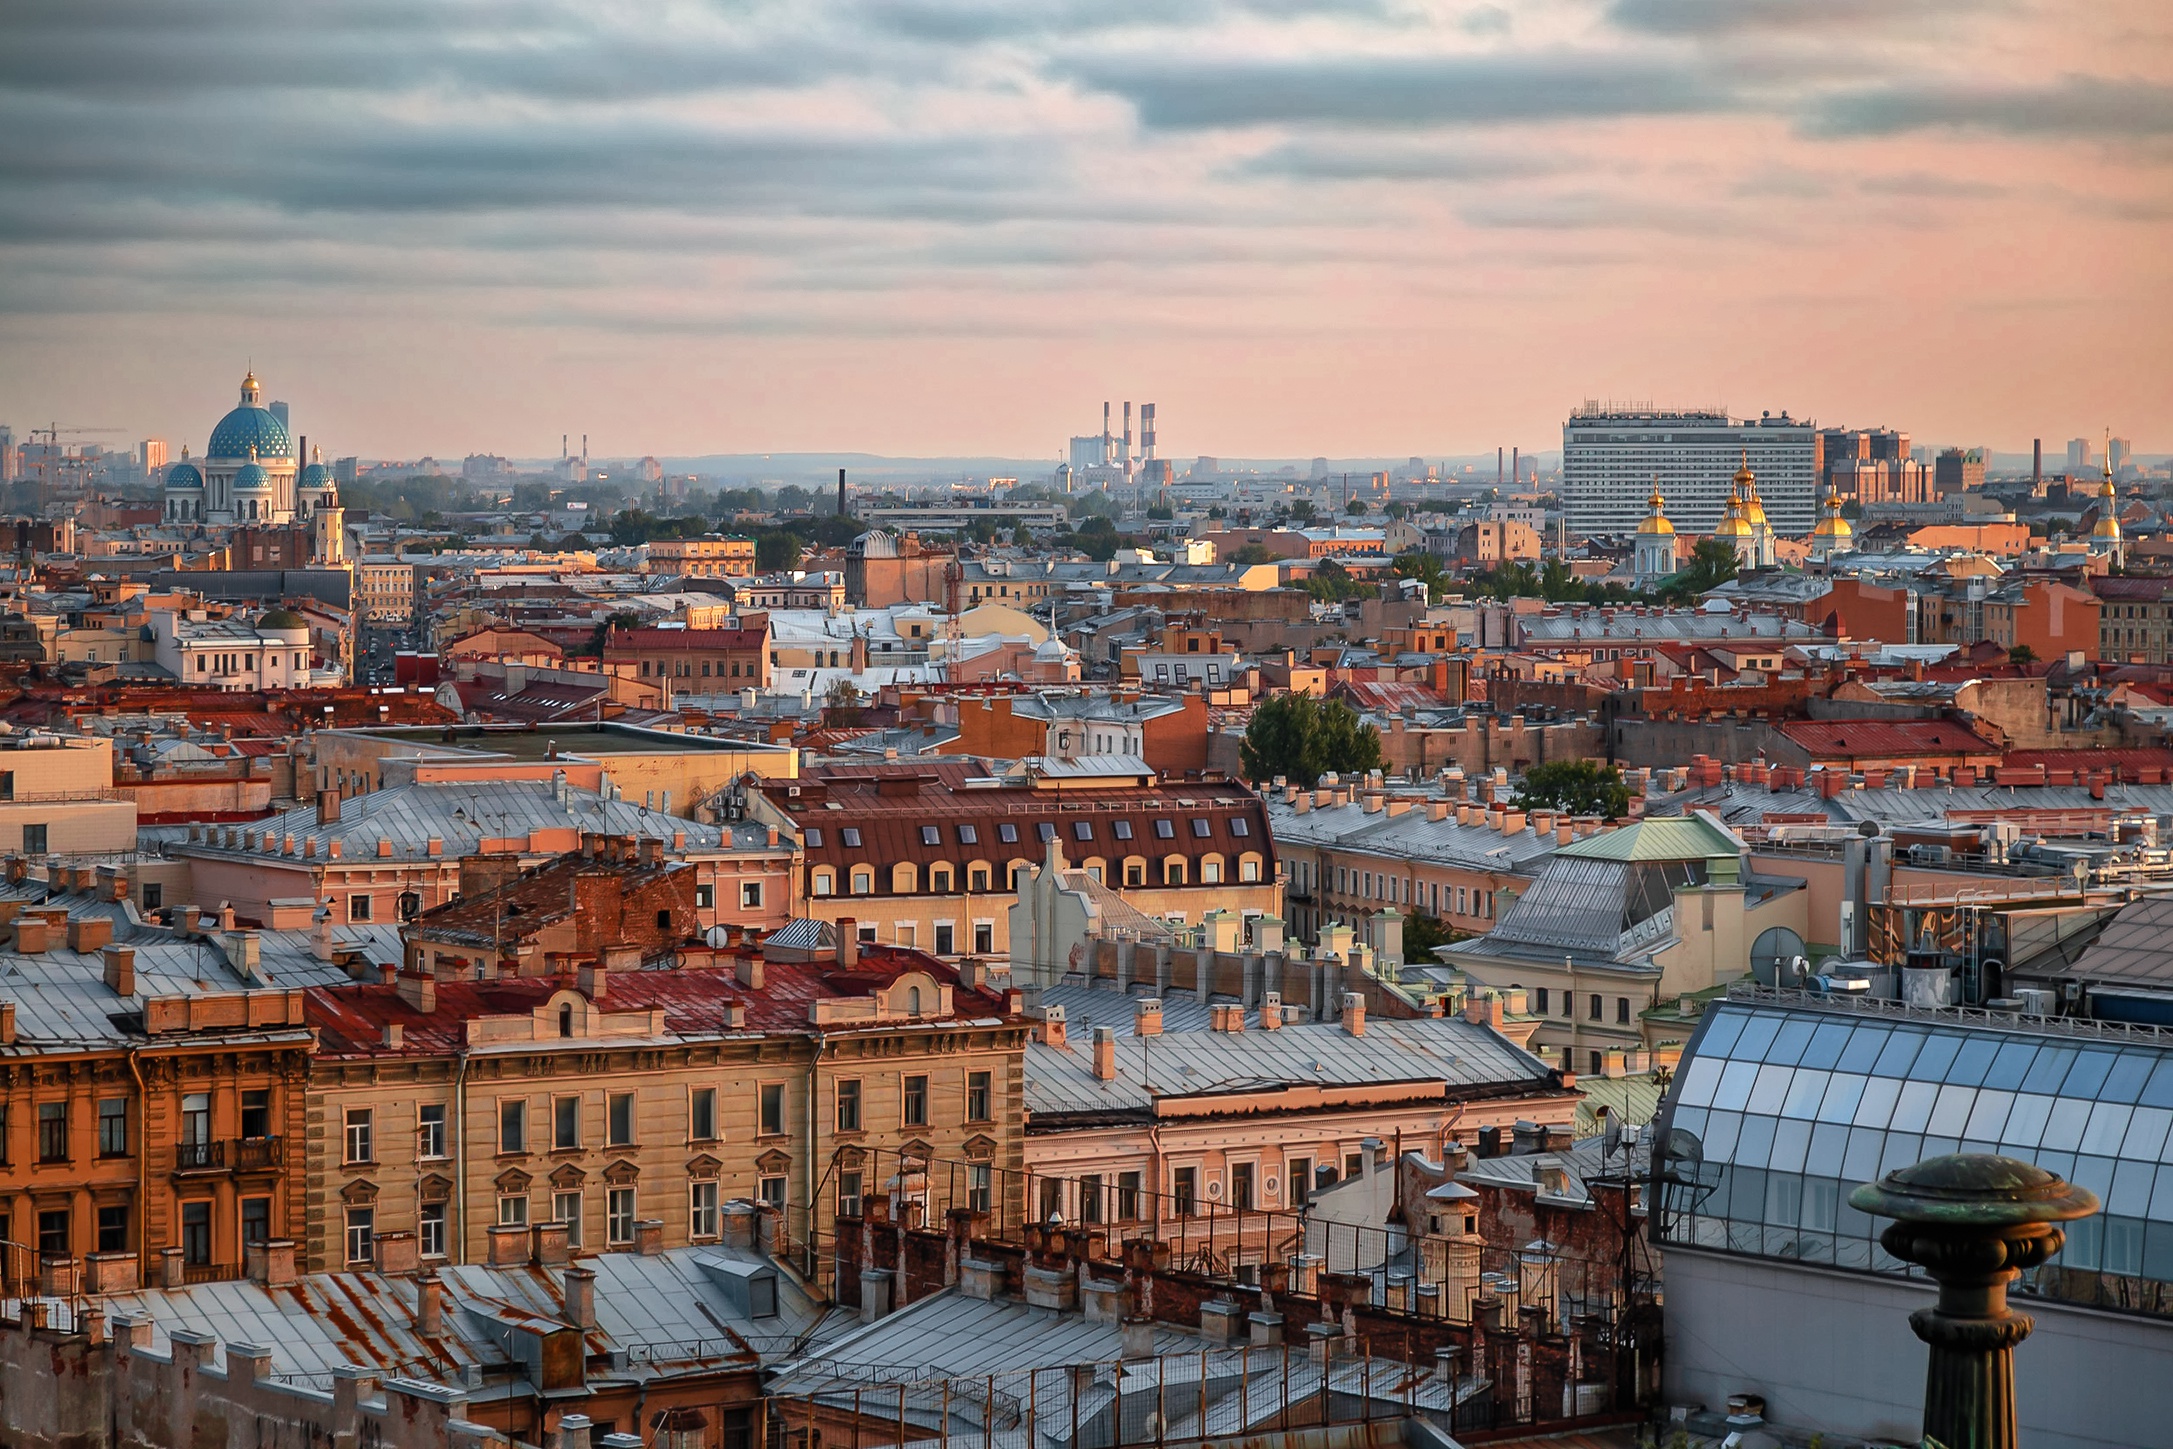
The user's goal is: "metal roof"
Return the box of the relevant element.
[1772,718,2000,759]
[2060,897,2173,987]
[1024,1006,1553,1120]
[1266,798,1558,875]
[1555,814,1743,863]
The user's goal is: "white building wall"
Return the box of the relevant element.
[1663,1244,2173,1449]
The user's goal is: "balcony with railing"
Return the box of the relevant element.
[234,1135,284,1170]
[172,1136,284,1174]
[172,1140,223,1172]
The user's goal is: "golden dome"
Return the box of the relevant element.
[1812,484,1852,539]
[1637,484,1674,535]
[1733,449,1756,488]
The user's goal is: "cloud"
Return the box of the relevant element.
[1607,0,1985,36]
[1809,77,2173,140]
[1070,51,1735,130]
[1239,135,1566,182]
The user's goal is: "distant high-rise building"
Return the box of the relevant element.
[140,439,169,474]
[2068,437,2093,472]
[270,401,290,433]
[1310,457,1329,480]
[2111,437,2133,473]
[1934,447,1986,496]
[1,425,17,484]
[1068,436,1107,471]
[1562,404,1818,536]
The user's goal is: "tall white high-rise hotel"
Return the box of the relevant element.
[1562,404,1818,538]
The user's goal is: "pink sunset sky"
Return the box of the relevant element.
[0,0,2167,461]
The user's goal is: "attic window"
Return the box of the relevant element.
[1229,818,1250,837]
[1191,819,1212,838]
[1112,820,1133,841]
[1155,820,1176,839]
[841,827,862,847]
[957,823,978,845]
[1072,821,1093,842]
[999,823,1018,844]
[1037,823,1057,843]
[921,826,941,846]
[804,828,822,848]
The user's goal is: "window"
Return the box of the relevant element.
[969,865,990,891]
[1079,1175,1104,1223]
[654,908,671,929]
[974,921,994,954]
[555,1191,584,1247]
[555,1096,580,1150]
[1155,819,1175,839]
[345,1107,373,1164]
[349,894,372,922]
[98,1098,128,1157]
[841,827,862,847]
[608,1188,636,1246]
[968,1164,992,1212]
[957,823,978,845]
[420,1201,447,1258]
[998,823,1018,844]
[1191,818,1212,838]
[1112,819,1133,841]
[172,1201,217,1265]
[921,825,941,846]
[1039,1176,1064,1222]
[759,1083,785,1136]
[931,867,952,892]
[758,1176,787,1210]
[1345,1152,1364,1181]
[850,867,873,895]
[836,1079,862,1132]
[418,1104,447,1158]
[1231,1162,1255,1212]
[241,1089,270,1140]
[1240,857,1260,882]
[1589,993,1603,1021]
[499,1194,529,1227]
[839,1170,864,1219]
[99,1204,131,1254]
[1125,862,1144,887]
[1164,858,1186,886]
[1535,987,1550,1014]
[499,1099,526,1155]
[803,828,823,848]
[242,1196,270,1248]
[934,923,954,955]
[608,1092,635,1146]
[1617,997,1632,1024]
[741,880,764,909]
[1072,820,1093,842]
[142,883,162,910]
[811,869,835,897]
[23,823,46,854]
[38,1208,70,1259]
[1289,1157,1313,1208]
[690,1088,718,1141]
[33,1102,66,1163]
[1117,1171,1142,1221]
[1202,859,1223,884]
[1229,818,1250,837]
[903,1075,928,1127]
[1172,1167,1198,1216]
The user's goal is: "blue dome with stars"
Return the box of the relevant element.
[232,460,274,492]
[298,460,334,492]
[206,371,292,461]
[165,460,204,490]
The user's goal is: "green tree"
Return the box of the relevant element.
[1146,505,1174,520]
[1392,549,1446,598]
[1345,497,1369,515]
[1675,538,1740,595]
[1511,760,1632,820]
[1238,693,1384,785]
[1384,500,1408,520]
[1404,910,1455,960]
[1012,524,1034,547]
[1075,514,1120,561]
[2007,644,2037,665]
[1231,544,1278,566]
[756,531,804,573]
[1303,558,1373,602]
[1291,500,1317,522]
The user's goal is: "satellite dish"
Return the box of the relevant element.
[705,925,732,948]
[1603,1114,1623,1159]
[1750,927,1808,987]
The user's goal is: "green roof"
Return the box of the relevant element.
[1555,813,1741,863]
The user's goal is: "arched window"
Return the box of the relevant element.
[850,867,873,896]
[907,986,923,1015]
[559,1004,574,1038]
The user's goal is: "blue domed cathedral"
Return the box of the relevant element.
[163,372,344,562]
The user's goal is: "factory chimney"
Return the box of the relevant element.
[1123,402,1134,480]
[1497,446,1503,486]
[1141,403,1157,462]
[837,467,848,520]
[2032,439,2042,487]
[1102,401,1112,465]
[582,433,588,460]
[1512,446,1519,486]
[562,434,568,460]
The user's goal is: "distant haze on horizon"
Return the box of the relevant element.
[1,1,2167,461]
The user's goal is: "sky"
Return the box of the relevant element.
[1,0,2168,462]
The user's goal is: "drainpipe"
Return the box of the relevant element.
[453,1049,470,1264]
[804,1033,830,1282]
[126,1047,148,1284]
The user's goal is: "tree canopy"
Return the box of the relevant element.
[1239,693,1384,785]
[1510,759,1632,820]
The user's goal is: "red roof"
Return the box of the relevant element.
[1774,719,1999,760]
[2002,747,2173,776]
[306,948,1012,1058]
[604,626,766,653]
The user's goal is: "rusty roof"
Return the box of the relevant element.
[1772,718,1999,759]
[305,950,1015,1057]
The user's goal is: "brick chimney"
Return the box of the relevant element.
[396,970,436,1013]
[1134,999,1162,1037]
[317,789,342,825]
[1259,990,1282,1030]
[563,1266,597,1330]
[416,1272,444,1337]
[102,945,136,998]
[1037,1005,1067,1049]
[836,918,860,970]
[1092,1025,1118,1081]
[1341,991,1366,1037]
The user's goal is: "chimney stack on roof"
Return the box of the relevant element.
[1092,1025,1118,1081]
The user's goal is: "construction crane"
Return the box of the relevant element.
[22,424,128,509]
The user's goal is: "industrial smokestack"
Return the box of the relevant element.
[1103,401,1112,464]
[1141,403,1157,461]
[1512,446,1519,486]
[582,433,588,460]
[2033,439,2042,486]
[838,467,848,519]
[1123,401,1133,465]
[1497,446,1503,486]
[563,434,568,460]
